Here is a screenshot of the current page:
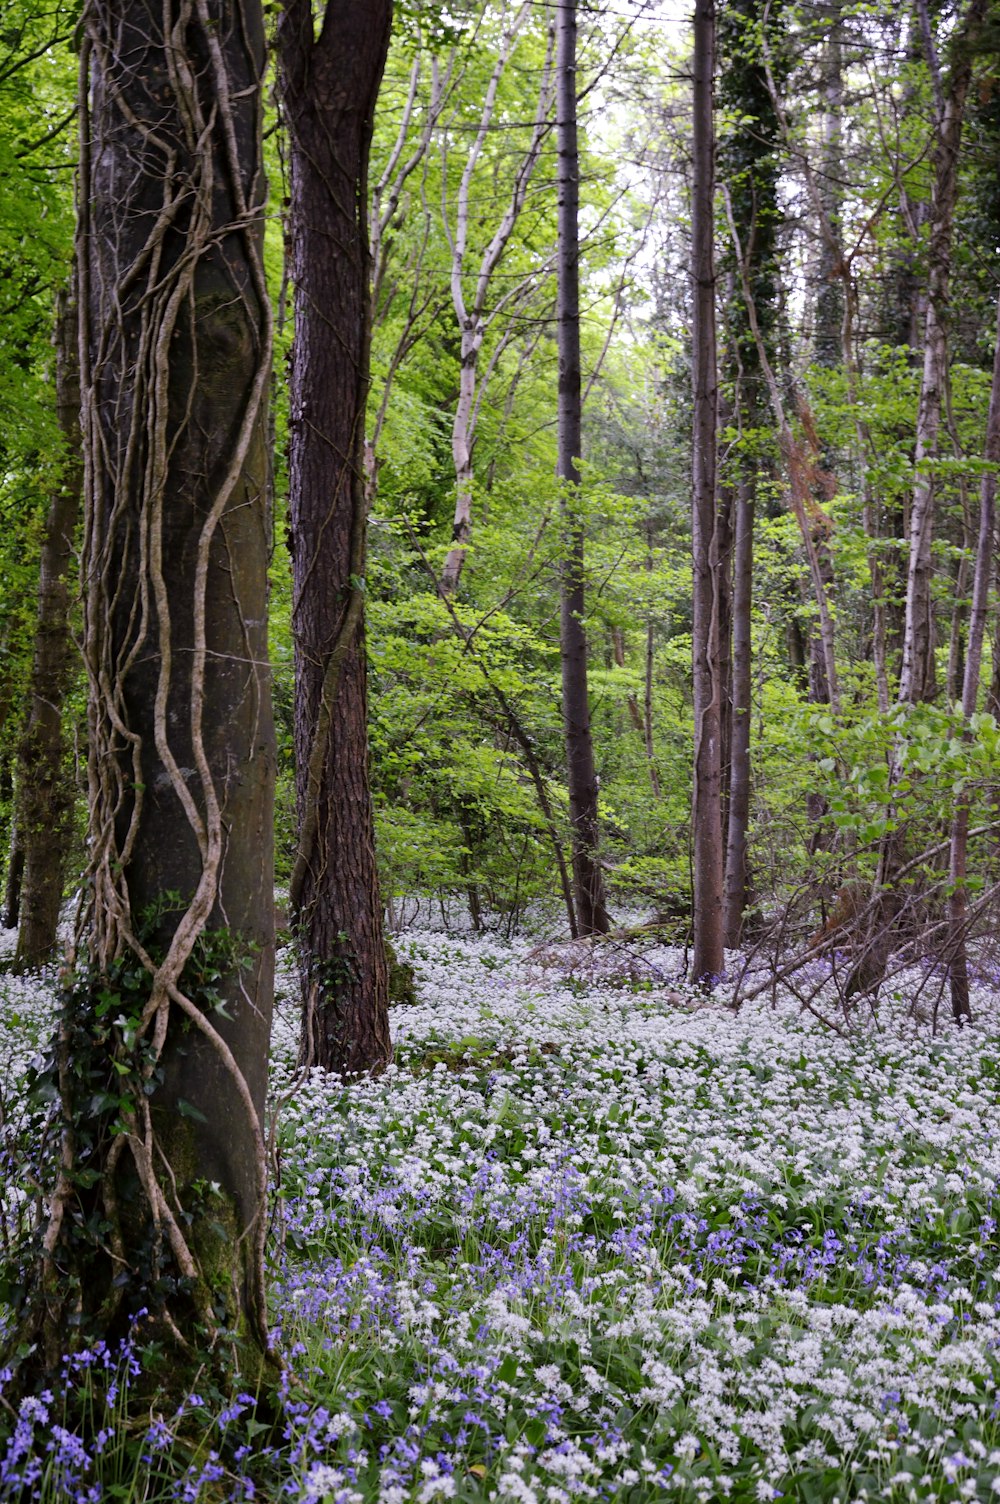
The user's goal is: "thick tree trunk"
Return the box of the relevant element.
[280,0,393,1075]
[13,0,278,1378]
[13,291,82,972]
[690,0,724,985]
[557,0,609,937]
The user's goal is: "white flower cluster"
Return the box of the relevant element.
[266,928,1000,1502]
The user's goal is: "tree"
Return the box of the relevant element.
[717,0,784,946]
[946,289,1000,1023]
[690,0,724,985]
[279,0,394,1074]
[9,0,276,1379]
[439,3,555,596]
[557,0,610,937]
[898,0,986,706]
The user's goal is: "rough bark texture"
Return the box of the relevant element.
[13,291,81,972]
[279,0,393,1075]
[32,0,277,1372]
[557,0,609,938]
[690,0,724,985]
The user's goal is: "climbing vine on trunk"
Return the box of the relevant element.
[5,0,277,1384]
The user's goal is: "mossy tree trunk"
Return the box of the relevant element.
[7,0,276,1381]
[279,0,393,1075]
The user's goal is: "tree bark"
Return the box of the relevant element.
[899,0,985,705]
[13,290,82,972]
[717,0,783,944]
[691,0,724,985]
[279,0,393,1075]
[3,810,23,932]
[723,478,754,946]
[13,0,277,1378]
[813,12,843,369]
[557,0,609,937]
[947,290,1000,1024]
[644,620,661,799]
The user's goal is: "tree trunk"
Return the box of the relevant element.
[717,0,783,942]
[3,809,23,931]
[12,0,277,1380]
[439,7,554,596]
[899,0,985,705]
[690,0,724,985]
[947,290,1000,1024]
[813,13,843,369]
[723,478,754,946]
[441,321,482,595]
[557,0,609,937]
[13,290,82,972]
[644,619,661,799]
[279,0,393,1075]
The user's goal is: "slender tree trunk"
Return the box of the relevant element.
[717,0,784,941]
[442,341,480,594]
[990,559,1000,719]
[717,453,734,858]
[899,0,985,705]
[10,0,277,1380]
[3,810,23,931]
[813,13,843,369]
[279,0,393,1075]
[723,477,754,945]
[947,291,1000,1024]
[946,504,970,703]
[612,626,645,735]
[557,0,609,936]
[439,7,554,596]
[13,291,82,972]
[644,623,661,799]
[691,0,724,984]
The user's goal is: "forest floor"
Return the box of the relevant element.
[2,924,1000,1501]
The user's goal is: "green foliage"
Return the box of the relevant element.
[802,700,1000,853]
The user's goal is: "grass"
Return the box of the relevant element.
[2,926,1000,1501]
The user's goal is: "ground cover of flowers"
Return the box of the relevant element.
[2,928,1000,1502]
